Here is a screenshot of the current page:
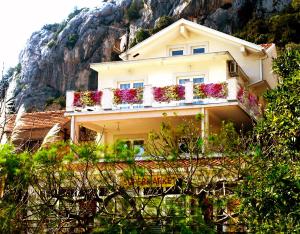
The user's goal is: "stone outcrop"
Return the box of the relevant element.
[5,0,291,111]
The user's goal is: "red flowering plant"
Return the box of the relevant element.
[153,85,185,102]
[73,91,103,107]
[193,83,228,99]
[73,92,82,106]
[237,87,261,116]
[113,88,143,105]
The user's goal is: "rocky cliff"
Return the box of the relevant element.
[4,0,292,111]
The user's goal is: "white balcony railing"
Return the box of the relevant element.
[66,79,241,113]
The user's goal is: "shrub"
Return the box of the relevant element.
[47,39,56,48]
[66,33,79,49]
[42,23,60,32]
[234,2,300,47]
[151,16,174,34]
[46,96,66,108]
[67,7,86,22]
[130,29,150,48]
[126,0,143,21]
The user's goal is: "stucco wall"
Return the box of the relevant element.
[126,32,261,84]
[98,57,227,89]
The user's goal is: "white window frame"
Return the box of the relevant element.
[177,75,206,85]
[188,42,209,55]
[167,44,187,57]
[118,80,144,89]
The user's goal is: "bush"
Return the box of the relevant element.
[67,7,86,22]
[273,46,300,78]
[151,16,174,34]
[46,96,66,108]
[42,23,60,32]
[235,2,300,47]
[66,33,79,49]
[126,0,143,21]
[47,39,56,48]
[130,29,150,48]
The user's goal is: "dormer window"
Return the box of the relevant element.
[169,47,185,56]
[190,43,208,54]
[192,47,205,54]
[171,49,184,56]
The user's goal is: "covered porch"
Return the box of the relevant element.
[66,103,252,147]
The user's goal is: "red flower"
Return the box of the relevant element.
[113,88,143,105]
[73,92,81,107]
[237,87,245,103]
[248,92,258,106]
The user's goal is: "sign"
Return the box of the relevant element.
[122,175,177,188]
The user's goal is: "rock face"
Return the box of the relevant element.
[8,0,291,111]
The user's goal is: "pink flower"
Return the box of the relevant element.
[237,87,245,103]
[248,93,258,107]
[73,92,81,107]
[113,88,143,104]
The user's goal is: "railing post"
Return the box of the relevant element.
[227,78,238,101]
[184,81,193,104]
[66,91,74,111]
[102,88,113,110]
[143,85,153,107]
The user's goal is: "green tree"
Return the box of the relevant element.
[238,47,300,233]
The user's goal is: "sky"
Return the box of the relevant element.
[0,0,101,75]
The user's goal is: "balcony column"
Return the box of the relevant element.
[227,78,238,101]
[66,91,74,111]
[102,88,113,110]
[201,108,209,153]
[70,116,80,144]
[143,85,153,107]
[185,81,193,104]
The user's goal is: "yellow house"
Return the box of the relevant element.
[65,18,277,148]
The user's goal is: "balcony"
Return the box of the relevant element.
[66,78,261,119]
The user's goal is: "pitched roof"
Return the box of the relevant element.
[4,110,69,133]
[120,18,265,60]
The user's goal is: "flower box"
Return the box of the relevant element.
[73,91,102,107]
[153,85,185,103]
[193,83,228,99]
[113,88,143,105]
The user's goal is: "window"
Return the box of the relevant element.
[178,76,205,85]
[123,139,145,157]
[133,82,144,88]
[193,77,205,84]
[119,81,144,89]
[171,50,184,56]
[169,47,185,56]
[192,47,205,54]
[119,83,130,90]
[178,78,190,85]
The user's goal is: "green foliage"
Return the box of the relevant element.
[273,46,300,78]
[0,144,32,233]
[238,47,300,232]
[129,16,174,48]
[67,7,85,22]
[235,2,300,47]
[47,39,56,48]
[45,95,66,108]
[66,33,79,49]
[130,29,150,48]
[151,16,175,34]
[42,23,60,32]
[126,0,143,21]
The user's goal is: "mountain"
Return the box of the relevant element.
[3,0,296,112]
